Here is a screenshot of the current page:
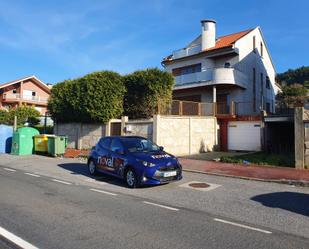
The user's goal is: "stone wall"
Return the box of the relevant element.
[294,107,309,169]
[124,119,153,140]
[153,115,217,156]
[54,123,107,149]
[55,115,218,156]
[304,109,309,167]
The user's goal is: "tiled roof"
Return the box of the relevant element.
[0,75,51,93]
[163,29,253,62]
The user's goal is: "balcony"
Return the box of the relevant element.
[174,68,248,89]
[2,93,48,105]
[172,44,202,60]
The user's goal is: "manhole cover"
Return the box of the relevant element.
[188,182,210,188]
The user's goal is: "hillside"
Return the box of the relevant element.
[276,66,309,88]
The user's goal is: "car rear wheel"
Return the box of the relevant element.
[88,159,97,176]
[125,168,138,188]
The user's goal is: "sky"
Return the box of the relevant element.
[0,0,308,84]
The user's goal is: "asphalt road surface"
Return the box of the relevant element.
[0,155,308,249]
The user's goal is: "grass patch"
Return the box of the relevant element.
[220,152,295,167]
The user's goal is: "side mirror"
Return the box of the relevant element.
[159,146,164,151]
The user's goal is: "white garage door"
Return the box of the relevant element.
[228,121,261,151]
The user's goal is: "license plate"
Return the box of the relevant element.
[163,171,177,177]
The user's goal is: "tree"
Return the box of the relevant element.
[0,106,41,126]
[48,71,126,123]
[277,66,309,88]
[276,84,308,108]
[0,109,9,124]
[123,68,174,119]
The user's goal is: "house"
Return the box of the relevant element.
[162,20,280,151]
[0,76,51,115]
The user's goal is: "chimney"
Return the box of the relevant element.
[201,19,216,50]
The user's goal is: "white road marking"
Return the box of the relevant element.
[0,226,39,249]
[143,201,179,211]
[85,178,107,185]
[24,173,40,178]
[3,168,16,172]
[90,188,118,196]
[52,179,72,185]
[214,218,272,234]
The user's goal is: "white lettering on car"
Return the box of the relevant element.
[151,154,171,159]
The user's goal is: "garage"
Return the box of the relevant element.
[228,121,261,151]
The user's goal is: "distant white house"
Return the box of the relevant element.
[162,19,280,116]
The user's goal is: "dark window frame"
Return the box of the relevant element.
[253,68,256,112]
[266,76,271,89]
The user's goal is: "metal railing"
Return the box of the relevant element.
[158,100,258,116]
[158,100,214,116]
[3,93,48,104]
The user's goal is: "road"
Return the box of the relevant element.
[0,155,308,249]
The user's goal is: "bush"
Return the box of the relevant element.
[123,68,174,119]
[48,71,126,123]
[0,109,9,124]
[0,106,40,126]
[276,84,308,108]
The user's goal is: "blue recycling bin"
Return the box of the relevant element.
[0,125,13,153]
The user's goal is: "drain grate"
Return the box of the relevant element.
[188,182,210,188]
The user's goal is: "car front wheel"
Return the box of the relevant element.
[88,159,97,176]
[125,168,138,188]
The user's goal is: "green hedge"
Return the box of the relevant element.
[123,68,174,119]
[48,71,126,123]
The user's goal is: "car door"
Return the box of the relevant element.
[109,138,126,176]
[96,137,112,172]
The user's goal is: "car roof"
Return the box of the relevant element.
[103,136,147,140]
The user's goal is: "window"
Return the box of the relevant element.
[122,137,160,153]
[253,36,256,52]
[98,138,111,150]
[110,139,123,153]
[32,91,36,96]
[12,89,17,94]
[266,76,270,89]
[172,63,201,76]
[260,42,263,57]
[253,68,256,112]
[260,73,264,109]
[224,62,230,68]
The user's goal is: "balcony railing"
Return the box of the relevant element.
[3,93,48,104]
[174,68,248,89]
[158,100,258,116]
[172,44,201,59]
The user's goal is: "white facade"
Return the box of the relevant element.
[163,21,278,115]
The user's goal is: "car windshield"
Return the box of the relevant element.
[121,137,160,153]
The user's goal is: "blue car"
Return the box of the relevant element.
[87,136,182,188]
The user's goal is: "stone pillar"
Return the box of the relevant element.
[77,123,83,150]
[105,120,111,136]
[152,115,160,144]
[294,107,304,169]
[213,85,216,115]
[121,116,128,136]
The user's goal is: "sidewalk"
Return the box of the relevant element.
[179,158,309,186]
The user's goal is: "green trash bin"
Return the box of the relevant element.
[11,127,40,155]
[48,135,67,157]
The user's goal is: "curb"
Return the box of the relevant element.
[182,168,309,187]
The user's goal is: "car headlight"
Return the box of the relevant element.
[139,160,156,167]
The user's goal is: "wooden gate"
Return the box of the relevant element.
[110,122,121,136]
